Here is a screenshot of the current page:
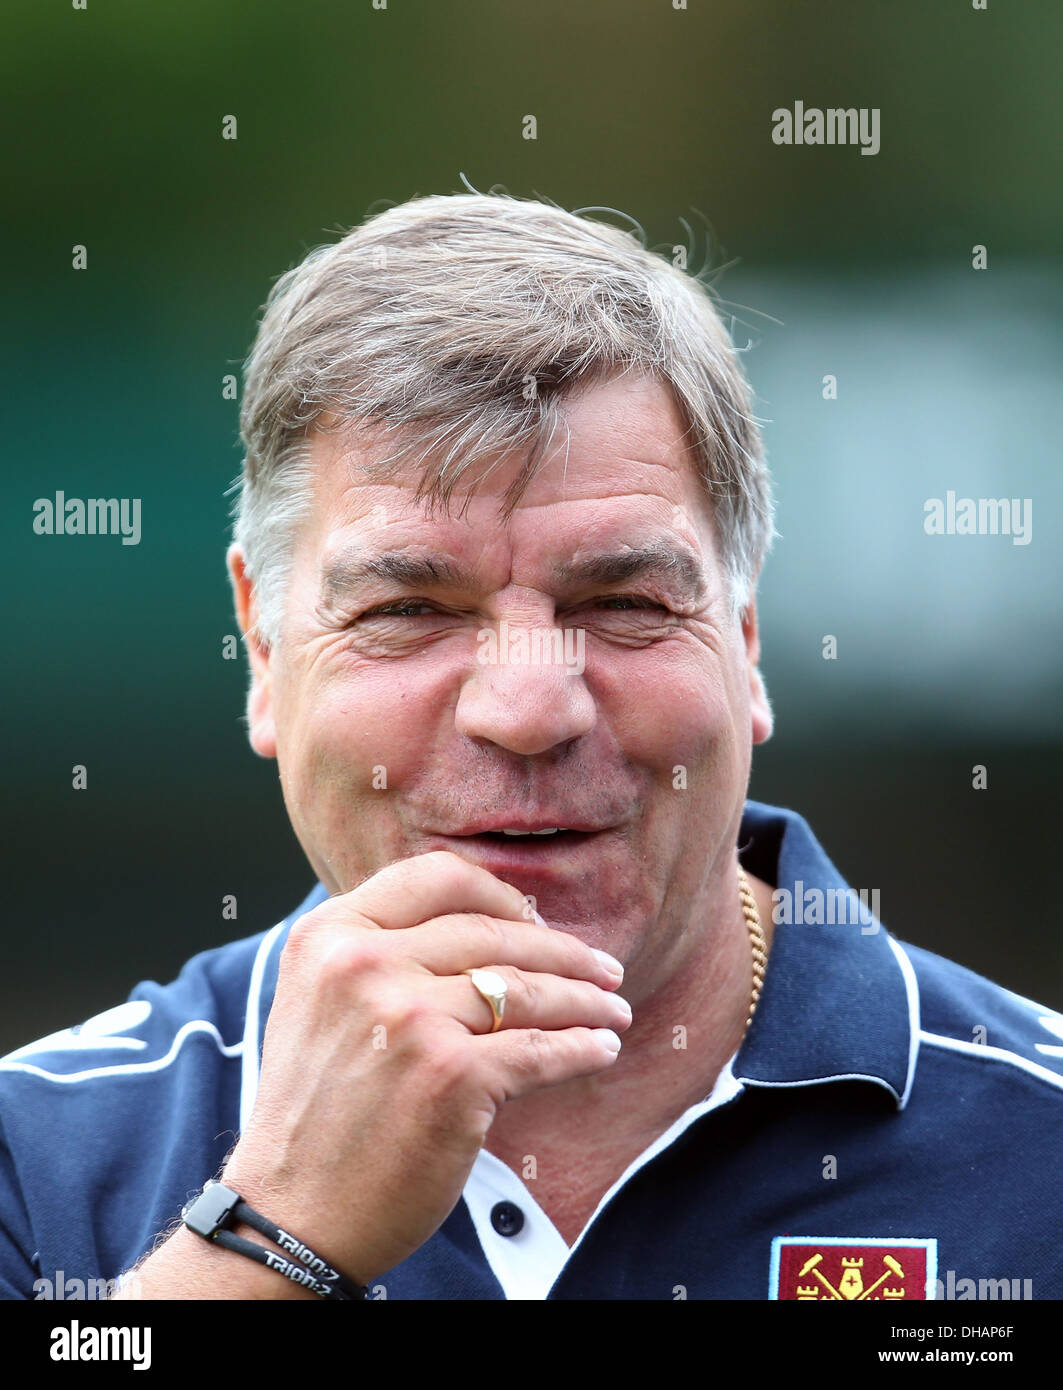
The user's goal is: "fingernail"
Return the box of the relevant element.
[593,1028,622,1054]
[613,995,632,1021]
[592,948,624,978]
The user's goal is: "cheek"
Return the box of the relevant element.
[602,646,740,773]
[280,662,440,802]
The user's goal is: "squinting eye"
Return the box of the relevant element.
[358,595,670,619]
[593,595,669,612]
[362,600,437,619]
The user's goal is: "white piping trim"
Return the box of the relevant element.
[736,935,919,1109]
[4,1036,145,1060]
[0,1021,241,1084]
[239,920,288,1132]
[886,937,920,1109]
[739,1071,902,1105]
[918,1030,1063,1093]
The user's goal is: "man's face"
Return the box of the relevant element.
[230,373,772,981]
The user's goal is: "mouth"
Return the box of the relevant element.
[428,825,612,879]
[472,827,580,841]
[448,817,610,837]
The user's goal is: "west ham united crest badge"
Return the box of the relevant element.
[769,1237,937,1301]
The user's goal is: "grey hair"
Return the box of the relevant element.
[233,191,774,645]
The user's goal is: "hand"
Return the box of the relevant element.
[221,850,630,1287]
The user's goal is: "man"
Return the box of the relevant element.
[3,193,1060,1302]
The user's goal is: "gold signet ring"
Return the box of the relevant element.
[464,968,507,1033]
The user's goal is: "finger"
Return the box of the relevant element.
[448,968,632,1035]
[481,1026,624,1101]
[402,915,624,988]
[342,851,534,931]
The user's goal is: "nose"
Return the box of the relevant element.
[453,622,596,756]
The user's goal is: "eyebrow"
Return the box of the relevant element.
[320,540,708,605]
[553,543,707,603]
[321,551,465,603]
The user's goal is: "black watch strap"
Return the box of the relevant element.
[182,1181,367,1301]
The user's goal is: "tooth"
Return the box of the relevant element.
[532,828,560,835]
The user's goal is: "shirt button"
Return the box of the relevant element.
[490,1201,525,1237]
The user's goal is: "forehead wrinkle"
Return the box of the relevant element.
[318,532,709,608]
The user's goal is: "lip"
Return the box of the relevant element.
[426,828,613,882]
[443,819,613,836]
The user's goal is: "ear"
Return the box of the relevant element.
[741,599,773,746]
[226,543,278,759]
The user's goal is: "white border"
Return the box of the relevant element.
[239,919,288,1131]
[919,1031,1063,1093]
[769,1235,938,1300]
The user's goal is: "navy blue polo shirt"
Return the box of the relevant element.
[2,801,1061,1300]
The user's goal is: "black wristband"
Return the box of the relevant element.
[181,1181,367,1301]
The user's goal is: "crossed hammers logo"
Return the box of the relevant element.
[797,1251,905,1300]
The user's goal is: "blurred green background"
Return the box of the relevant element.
[3,0,1061,1051]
